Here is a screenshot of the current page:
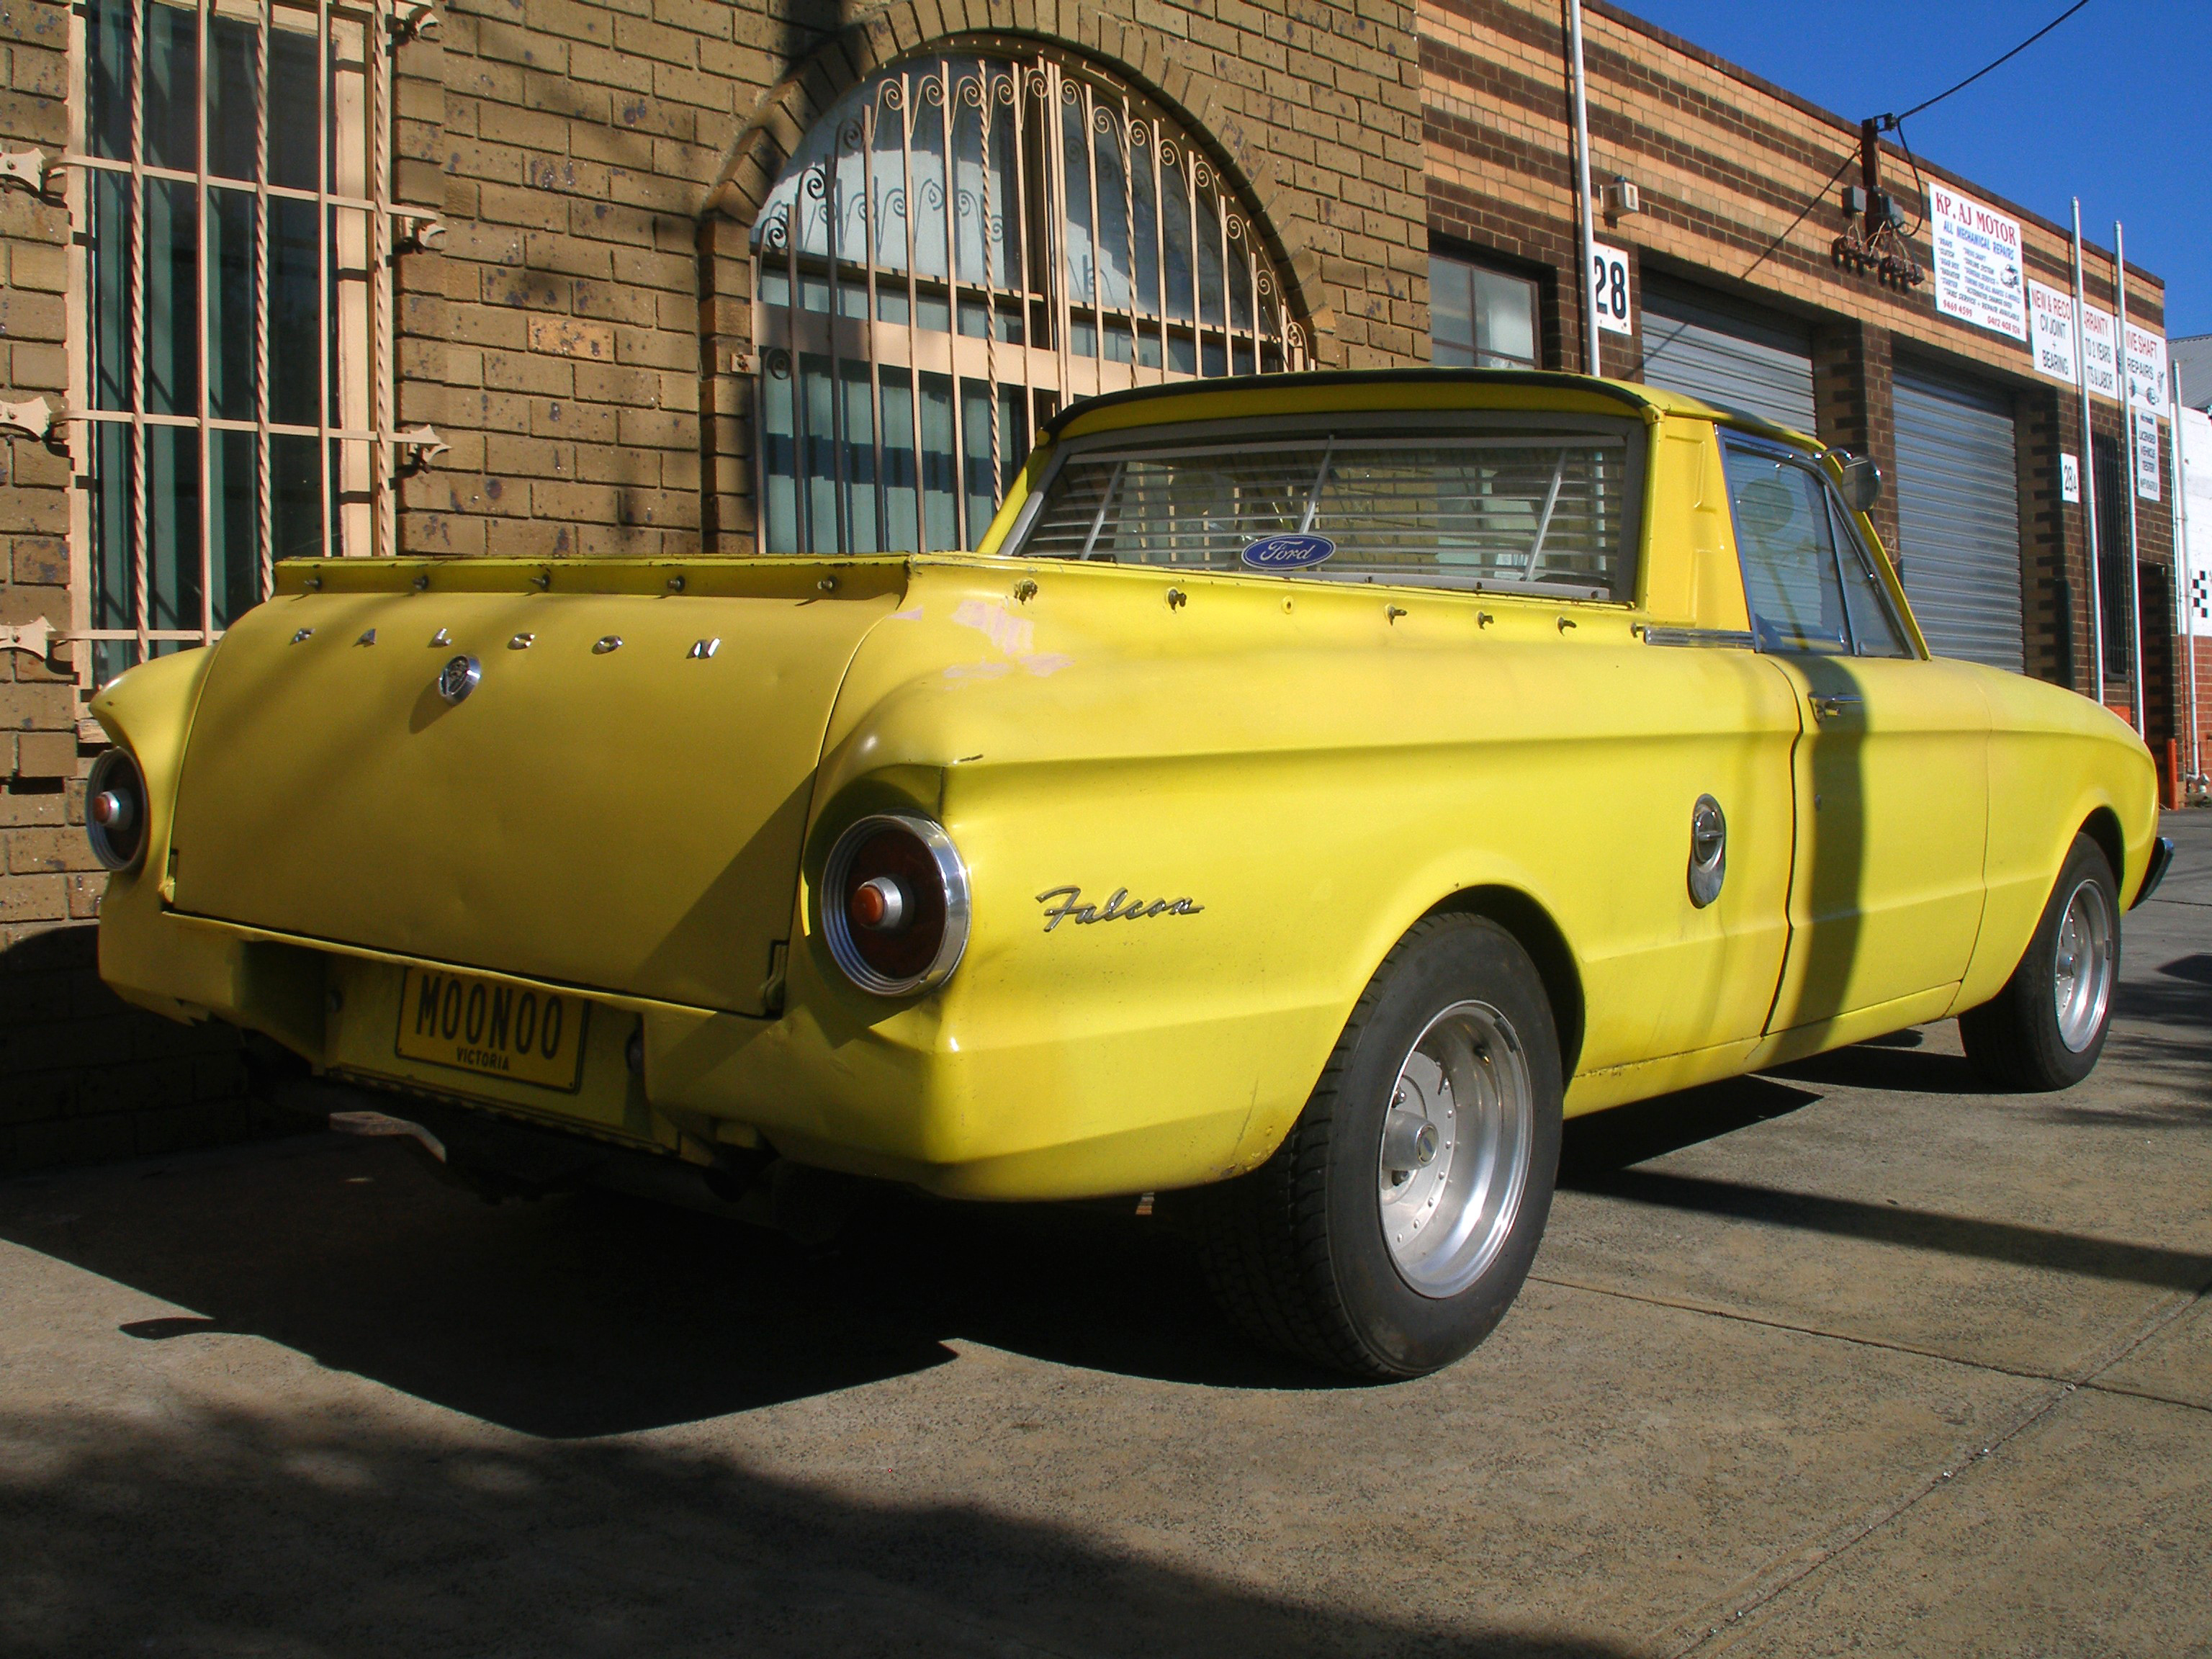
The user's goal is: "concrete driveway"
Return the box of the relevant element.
[4,816,2208,1658]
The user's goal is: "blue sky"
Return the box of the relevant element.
[1619,1,2211,338]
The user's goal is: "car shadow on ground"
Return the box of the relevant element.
[0,1133,1348,1439]
[0,1397,1637,1659]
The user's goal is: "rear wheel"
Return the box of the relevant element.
[1198,914,1562,1380]
[1959,834,2119,1091]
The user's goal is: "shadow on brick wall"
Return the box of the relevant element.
[0,923,288,1177]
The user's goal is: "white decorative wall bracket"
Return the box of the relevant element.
[0,149,53,194]
[0,618,57,659]
[392,425,449,471]
[0,397,56,440]
[395,210,446,251]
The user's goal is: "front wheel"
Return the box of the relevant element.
[1197,914,1563,1380]
[1959,833,2119,1091]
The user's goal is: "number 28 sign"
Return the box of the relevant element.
[1591,243,1635,336]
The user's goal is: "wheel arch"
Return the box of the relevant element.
[2080,804,2125,891]
[1421,886,1586,1080]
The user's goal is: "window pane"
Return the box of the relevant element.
[878,368,919,553]
[1725,447,1848,653]
[207,187,257,420]
[1473,267,1537,368]
[1020,425,1638,599]
[143,178,200,418]
[268,25,320,192]
[210,428,260,626]
[918,371,958,553]
[271,433,323,560]
[89,423,135,646]
[89,173,133,411]
[143,0,199,174]
[761,353,801,554]
[1830,499,1910,658]
[269,196,320,426]
[1430,257,1474,365]
[208,14,260,181]
[147,424,203,635]
[89,0,133,161]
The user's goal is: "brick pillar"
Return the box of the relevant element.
[1810,317,1897,558]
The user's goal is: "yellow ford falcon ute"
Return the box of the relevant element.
[87,370,2171,1379]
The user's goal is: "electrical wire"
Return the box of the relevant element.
[1738,147,1859,283]
[1881,0,2093,128]
[1740,1,2094,282]
[1889,119,1930,235]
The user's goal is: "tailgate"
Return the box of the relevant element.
[168,565,904,1015]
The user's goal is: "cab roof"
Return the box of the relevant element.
[1038,366,1819,451]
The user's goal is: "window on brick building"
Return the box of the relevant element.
[71,0,395,690]
[1429,253,1539,370]
[750,51,1309,555]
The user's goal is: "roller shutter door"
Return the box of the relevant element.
[1639,282,1817,433]
[1892,364,2023,672]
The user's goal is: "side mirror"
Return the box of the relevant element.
[1835,452,1883,513]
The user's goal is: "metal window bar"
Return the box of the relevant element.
[65,0,401,696]
[750,50,1307,556]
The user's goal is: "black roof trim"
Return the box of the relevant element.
[1037,367,1662,443]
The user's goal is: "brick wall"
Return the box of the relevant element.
[406,0,1430,556]
[1419,0,2178,744]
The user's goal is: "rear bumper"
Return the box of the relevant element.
[2132,835,2175,909]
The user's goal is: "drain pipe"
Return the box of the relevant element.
[2116,222,2146,738]
[2174,360,2204,794]
[1567,0,1601,375]
[2072,200,2105,705]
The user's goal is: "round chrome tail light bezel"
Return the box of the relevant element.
[820,813,971,997]
[86,747,150,873]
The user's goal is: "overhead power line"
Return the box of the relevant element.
[1876,0,2094,130]
[1741,0,2095,280]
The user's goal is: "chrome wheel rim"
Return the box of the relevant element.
[2052,877,2116,1054]
[1376,999,1535,1298]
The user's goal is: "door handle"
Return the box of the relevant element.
[1808,693,1862,721]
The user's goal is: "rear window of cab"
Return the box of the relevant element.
[1004,411,1647,603]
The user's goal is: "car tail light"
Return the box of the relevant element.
[86,748,149,873]
[821,814,971,996]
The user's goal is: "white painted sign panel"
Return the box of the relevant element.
[2182,407,2212,638]
[2080,304,2121,403]
[2134,406,2162,503]
[1590,243,1634,336]
[2028,281,2078,385]
[2060,451,2080,504]
[2123,323,2168,418]
[1926,182,2027,341]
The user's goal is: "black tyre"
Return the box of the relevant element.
[1959,833,2119,1092]
[1198,914,1563,1380]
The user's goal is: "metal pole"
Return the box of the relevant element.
[2072,199,2105,703]
[1566,0,1601,376]
[2116,222,2146,737]
[2174,360,2203,791]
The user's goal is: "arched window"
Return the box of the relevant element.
[751,50,1308,554]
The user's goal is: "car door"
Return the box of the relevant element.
[1720,436,1990,1033]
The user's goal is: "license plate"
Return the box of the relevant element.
[395,967,590,1092]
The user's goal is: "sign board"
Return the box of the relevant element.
[2060,451,2080,504]
[1590,243,1634,336]
[2123,323,2168,418]
[2080,304,2121,403]
[1926,182,2027,341]
[2182,407,2212,638]
[2134,406,2161,503]
[2028,281,2078,385]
